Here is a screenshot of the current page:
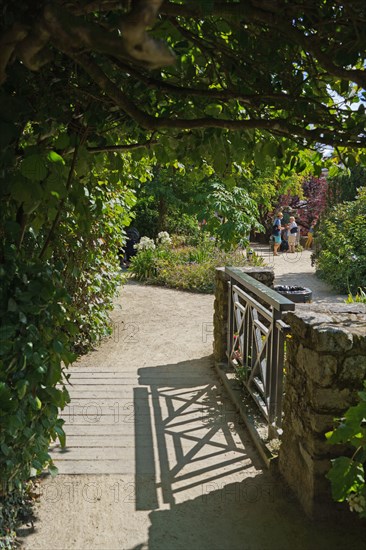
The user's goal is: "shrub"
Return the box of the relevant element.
[0,142,134,538]
[314,188,366,293]
[156,258,216,292]
[326,385,366,518]
[129,249,157,280]
[129,234,263,293]
[0,482,33,549]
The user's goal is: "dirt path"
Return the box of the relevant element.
[21,277,358,549]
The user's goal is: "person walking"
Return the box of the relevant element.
[272,211,283,256]
[305,221,316,249]
[288,216,298,253]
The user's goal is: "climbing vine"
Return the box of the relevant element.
[0,122,135,540]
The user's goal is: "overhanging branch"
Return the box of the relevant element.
[87,140,158,153]
[74,53,365,147]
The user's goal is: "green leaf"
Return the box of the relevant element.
[53,133,70,149]
[48,464,59,477]
[19,311,27,324]
[15,379,29,399]
[52,340,64,354]
[54,425,66,448]
[327,401,366,446]
[44,169,67,199]
[46,363,62,386]
[47,151,65,164]
[6,414,23,436]
[0,382,12,403]
[32,459,43,471]
[326,457,365,501]
[31,396,42,410]
[20,154,48,181]
[1,443,11,456]
[204,104,223,116]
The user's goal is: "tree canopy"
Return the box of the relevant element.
[1,0,366,171]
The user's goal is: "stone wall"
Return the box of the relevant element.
[279,302,366,518]
[213,266,274,362]
[213,269,366,518]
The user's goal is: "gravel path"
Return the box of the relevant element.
[21,267,357,550]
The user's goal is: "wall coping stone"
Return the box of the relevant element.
[284,303,366,347]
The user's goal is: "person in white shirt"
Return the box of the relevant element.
[288,216,298,253]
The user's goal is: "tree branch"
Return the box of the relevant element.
[87,140,158,153]
[1,1,175,82]
[112,58,341,125]
[43,2,175,70]
[0,23,28,84]
[162,1,366,88]
[73,54,366,146]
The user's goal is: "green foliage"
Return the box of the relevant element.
[156,259,217,293]
[314,188,366,293]
[346,288,366,304]
[128,249,158,281]
[327,166,366,207]
[0,252,71,491]
[129,234,263,293]
[2,0,366,165]
[132,166,267,249]
[0,123,134,517]
[132,165,205,239]
[0,482,33,549]
[326,387,366,518]
[1,2,366,539]
[166,213,201,240]
[54,169,136,353]
[196,181,263,250]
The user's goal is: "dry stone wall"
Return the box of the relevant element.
[279,303,366,518]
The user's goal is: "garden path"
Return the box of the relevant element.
[22,276,354,550]
[251,243,347,303]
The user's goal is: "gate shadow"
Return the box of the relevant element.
[132,357,366,550]
[134,357,263,511]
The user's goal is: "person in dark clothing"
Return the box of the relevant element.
[280,224,289,252]
[119,227,140,266]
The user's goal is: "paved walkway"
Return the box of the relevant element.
[251,243,346,303]
[22,268,356,549]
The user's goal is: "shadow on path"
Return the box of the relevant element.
[132,359,364,550]
[135,357,263,512]
[129,473,362,550]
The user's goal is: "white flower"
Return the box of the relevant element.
[157,231,172,245]
[348,493,366,513]
[134,236,156,251]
